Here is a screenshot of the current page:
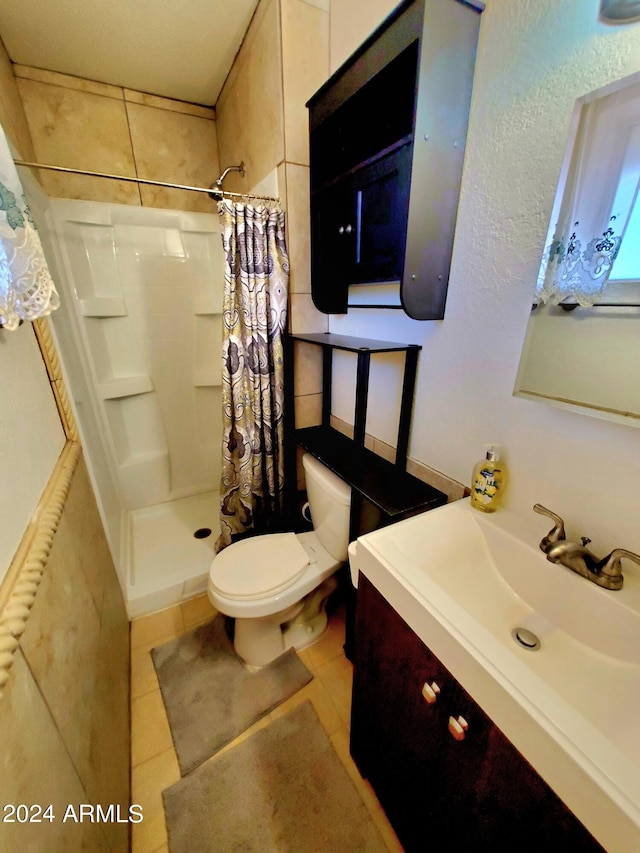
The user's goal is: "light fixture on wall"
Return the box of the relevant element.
[599,0,640,23]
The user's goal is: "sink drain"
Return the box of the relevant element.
[512,627,541,651]
[193,527,212,539]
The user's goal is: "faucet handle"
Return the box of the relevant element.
[597,548,640,584]
[533,504,566,552]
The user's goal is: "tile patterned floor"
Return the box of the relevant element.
[130,594,403,853]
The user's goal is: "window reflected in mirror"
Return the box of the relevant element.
[514,71,640,427]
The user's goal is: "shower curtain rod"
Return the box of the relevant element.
[13,159,280,204]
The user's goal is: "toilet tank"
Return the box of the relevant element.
[302,453,352,562]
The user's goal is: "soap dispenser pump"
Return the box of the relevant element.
[470,445,506,513]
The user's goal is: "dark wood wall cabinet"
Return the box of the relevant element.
[351,575,605,852]
[306,0,483,320]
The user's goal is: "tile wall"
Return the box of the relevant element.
[15,65,220,214]
[0,46,130,852]
[0,456,130,853]
[214,0,330,459]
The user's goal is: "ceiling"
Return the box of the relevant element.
[0,0,260,107]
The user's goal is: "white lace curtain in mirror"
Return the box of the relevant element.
[0,124,59,330]
[535,73,640,307]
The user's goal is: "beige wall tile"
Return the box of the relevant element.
[126,101,220,213]
[17,77,140,204]
[329,0,398,73]
[294,391,322,428]
[303,0,330,10]
[281,0,329,166]
[124,88,215,120]
[277,160,288,208]
[289,291,328,334]
[285,162,311,293]
[330,415,354,439]
[14,64,124,100]
[64,455,129,847]
[62,456,109,610]
[0,650,112,853]
[406,457,467,503]
[11,452,129,839]
[216,0,285,194]
[0,43,36,160]
[19,506,104,791]
[372,436,396,463]
[293,339,323,396]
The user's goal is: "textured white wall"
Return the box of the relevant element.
[331,0,640,554]
[0,324,66,581]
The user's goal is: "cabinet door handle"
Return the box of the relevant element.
[338,225,345,234]
[421,681,441,705]
[448,715,469,741]
[345,224,353,234]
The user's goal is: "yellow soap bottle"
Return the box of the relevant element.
[470,446,506,513]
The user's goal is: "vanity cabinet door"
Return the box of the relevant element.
[310,182,353,314]
[433,680,604,851]
[350,574,453,847]
[351,575,604,852]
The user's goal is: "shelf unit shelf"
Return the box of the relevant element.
[287,332,446,535]
[297,425,444,522]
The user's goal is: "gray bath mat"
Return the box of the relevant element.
[162,700,387,853]
[151,616,312,775]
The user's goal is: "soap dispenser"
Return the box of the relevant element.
[470,445,506,513]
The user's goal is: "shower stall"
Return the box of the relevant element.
[40,196,225,617]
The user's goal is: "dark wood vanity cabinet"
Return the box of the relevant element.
[350,575,604,852]
[307,0,482,319]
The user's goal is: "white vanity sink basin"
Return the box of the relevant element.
[352,499,640,852]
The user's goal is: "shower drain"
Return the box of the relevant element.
[193,528,212,539]
[511,627,541,651]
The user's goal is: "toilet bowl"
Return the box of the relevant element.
[208,454,351,667]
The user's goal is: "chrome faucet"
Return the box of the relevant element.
[533,504,640,591]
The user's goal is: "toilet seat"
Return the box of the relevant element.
[210,532,310,600]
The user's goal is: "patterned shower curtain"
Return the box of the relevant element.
[216,200,289,552]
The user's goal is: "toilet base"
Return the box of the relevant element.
[233,576,338,668]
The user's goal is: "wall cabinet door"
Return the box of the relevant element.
[310,183,352,314]
[351,575,604,852]
[310,144,412,313]
[349,144,412,285]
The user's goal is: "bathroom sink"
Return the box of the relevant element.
[369,499,640,664]
[352,499,640,852]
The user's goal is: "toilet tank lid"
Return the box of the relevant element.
[210,532,309,599]
[302,454,351,505]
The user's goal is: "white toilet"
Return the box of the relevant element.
[208,453,352,667]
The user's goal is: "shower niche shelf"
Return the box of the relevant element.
[98,375,154,400]
[193,370,222,388]
[79,297,128,317]
[288,332,446,535]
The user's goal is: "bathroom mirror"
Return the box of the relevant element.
[514,71,640,427]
